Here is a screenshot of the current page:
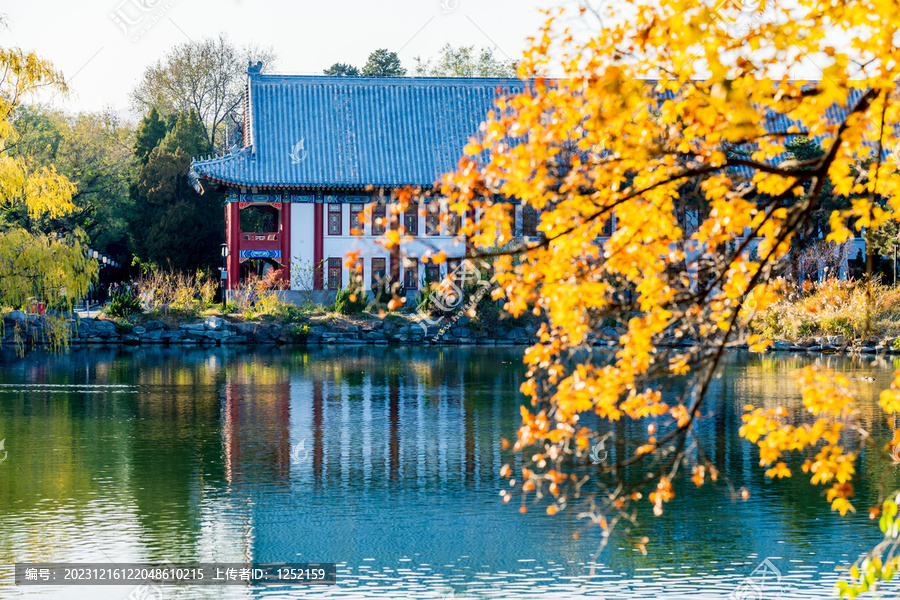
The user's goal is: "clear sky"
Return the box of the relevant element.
[0,0,556,118]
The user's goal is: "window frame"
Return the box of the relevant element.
[425,203,441,236]
[327,203,342,236]
[327,257,342,290]
[349,203,365,235]
[425,263,441,286]
[371,257,386,288]
[404,260,418,290]
[523,204,538,237]
[447,210,461,236]
[372,204,386,235]
[403,206,418,236]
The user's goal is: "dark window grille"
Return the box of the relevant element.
[327,257,342,290]
[328,203,342,236]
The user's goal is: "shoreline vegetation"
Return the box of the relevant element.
[5,277,900,352]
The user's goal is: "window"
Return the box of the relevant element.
[403,206,418,236]
[240,205,278,233]
[425,264,441,286]
[602,212,614,237]
[523,204,538,237]
[372,204,386,235]
[447,210,461,236]
[404,260,418,290]
[425,203,441,236]
[508,204,520,236]
[327,257,342,290]
[349,203,365,235]
[371,257,386,287]
[328,203,342,236]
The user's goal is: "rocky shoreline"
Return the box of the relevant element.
[4,311,898,353]
[1,311,540,347]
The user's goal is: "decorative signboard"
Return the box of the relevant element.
[238,250,282,259]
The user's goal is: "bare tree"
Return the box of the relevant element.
[130,33,276,153]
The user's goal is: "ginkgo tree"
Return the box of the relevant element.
[377,0,900,596]
[0,30,96,333]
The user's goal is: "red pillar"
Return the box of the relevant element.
[314,203,323,290]
[227,201,241,289]
[390,207,400,284]
[280,202,291,289]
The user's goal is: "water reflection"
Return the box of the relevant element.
[0,347,898,598]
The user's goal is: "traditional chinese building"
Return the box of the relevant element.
[189,63,532,298]
[190,65,868,297]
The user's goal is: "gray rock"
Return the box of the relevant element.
[132,326,147,335]
[204,316,228,330]
[92,320,117,332]
[180,322,206,331]
[143,320,166,331]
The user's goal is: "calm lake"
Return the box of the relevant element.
[0,346,898,599]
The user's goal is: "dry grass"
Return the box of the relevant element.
[753,278,900,340]
[135,269,217,317]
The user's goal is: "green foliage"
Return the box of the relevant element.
[130,109,223,272]
[361,49,406,76]
[159,110,208,158]
[291,324,310,341]
[134,107,167,165]
[7,106,134,255]
[0,229,96,311]
[107,292,142,318]
[334,286,367,315]
[324,63,361,76]
[414,43,519,77]
[114,320,134,333]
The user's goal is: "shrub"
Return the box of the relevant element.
[334,287,367,315]
[291,324,310,341]
[135,268,217,317]
[821,316,853,338]
[108,292,142,318]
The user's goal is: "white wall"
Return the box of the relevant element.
[290,204,316,290]
[291,203,468,291]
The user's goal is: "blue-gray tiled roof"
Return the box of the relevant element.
[191,74,528,189]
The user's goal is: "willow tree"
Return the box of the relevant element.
[384,1,900,596]
[0,36,96,331]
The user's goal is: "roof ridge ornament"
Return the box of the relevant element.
[248,61,263,75]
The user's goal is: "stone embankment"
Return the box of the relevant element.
[5,311,894,352]
[2,311,540,347]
